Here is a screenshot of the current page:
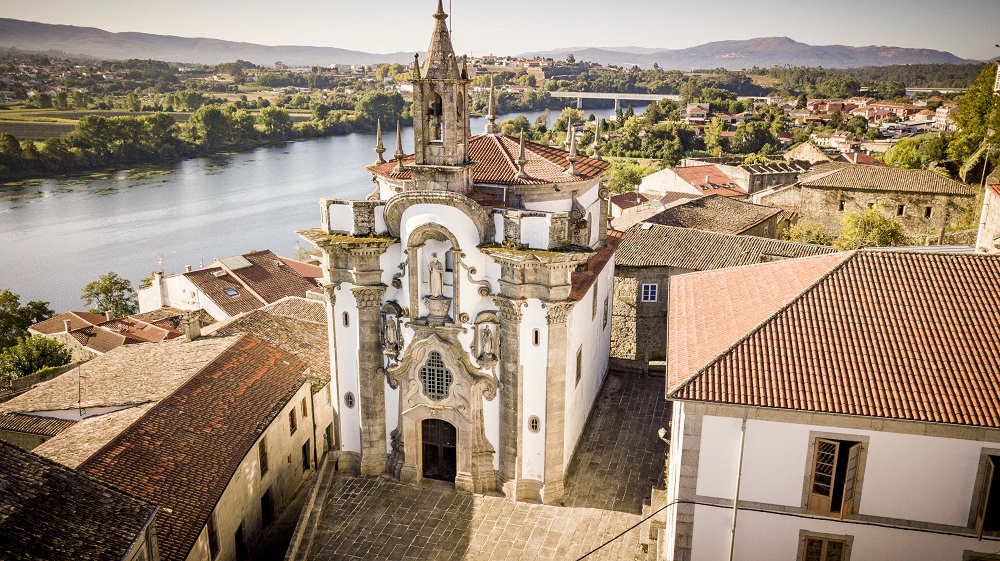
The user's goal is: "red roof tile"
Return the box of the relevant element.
[79,335,309,561]
[0,412,76,437]
[184,267,263,317]
[223,250,320,305]
[570,235,619,301]
[367,134,610,186]
[669,251,1000,428]
[30,312,107,335]
[672,165,747,197]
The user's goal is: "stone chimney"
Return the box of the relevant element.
[105,311,113,321]
[183,313,201,342]
[63,319,72,333]
[185,265,193,273]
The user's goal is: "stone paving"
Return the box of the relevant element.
[304,372,670,561]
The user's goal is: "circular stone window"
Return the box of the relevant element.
[528,415,541,433]
[344,392,356,409]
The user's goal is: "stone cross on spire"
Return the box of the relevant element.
[422,0,461,81]
[374,119,387,164]
[393,120,405,174]
[485,75,499,135]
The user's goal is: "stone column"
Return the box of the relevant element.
[323,283,348,470]
[352,284,388,476]
[493,296,525,497]
[542,301,574,504]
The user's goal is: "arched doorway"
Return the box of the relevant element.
[422,418,457,482]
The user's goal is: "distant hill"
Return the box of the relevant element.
[523,37,977,70]
[0,18,414,66]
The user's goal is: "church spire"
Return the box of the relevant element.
[393,120,405,174]
[592,118,603,161]
[485,75,499,135]
[567,124,580,176]
[374,119,387,164]
[422,0,461,80]
[516,131,529,180]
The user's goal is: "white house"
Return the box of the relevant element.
[300,2,614,504]
[977,175,1000,255]
[663,250,1000,561]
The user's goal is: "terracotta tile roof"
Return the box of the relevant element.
[79,335,309,561]
[368,134,610,186]
[130,307,217,331]
[467,188,507,209]
[33,405,155,469]
[667,253,852,396]
[987,183,1000,198]
[210,307,330,385]
[837,152,883,166]
[645,194,782,235]
[672,165,747,197]
[570,235,620,301]
[0,412,76,437]
[69,326,140,354]
[219,250,320,306]
[277,256,322,280]
[668,251,1000,428]
[615,224,837,270]
[29,311,107,335]
[801,164,976,196]
[184,267,263,317]
[262,296,328,325]
[0,440,156,561]
[96,317,183,343]
[0,336,237,414]
[610,192,650,211]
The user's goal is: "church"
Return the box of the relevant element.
[300,0,615,504]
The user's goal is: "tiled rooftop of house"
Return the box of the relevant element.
[0,412,76,437]
[801,163,976,196]
[79,335,309,561]
[0,335,237,414]
[672,165,747,197]
[668,251,1000,428]
[28,311,107,335]
[0,440,156,561]
[32,404,155,469]
[569,233,620,301]
[610,191,649,211]
[367,134,610,186]
[645,194,782,235]
[130,307,216,331]
[615,223,837,270]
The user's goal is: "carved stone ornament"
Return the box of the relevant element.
[492,296,527,322]
[385,330,498,402]
[381,301,405,361]
[471,310,500,369]
[598,186,610,200]
[543,301,575,325]
[391,253,408,289]
[384,191,496,243]
[352,285,386,309]
[458,252,493,297]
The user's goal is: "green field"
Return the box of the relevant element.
[0,121,76,139]
[0,109,194,140]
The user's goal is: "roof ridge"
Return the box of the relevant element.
[492,134,521,177]
[668,251,857,398]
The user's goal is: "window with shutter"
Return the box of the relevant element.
[840,443,862,519]
[802,536,848,561]
[976,455,1000,539]
[806,437,864,517]
[808,439,839,512]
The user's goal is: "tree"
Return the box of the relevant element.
[354,91,405,129]
[782,222,833,246]
[0,336,71,383]
[949,63,1000,177]
[81,272,138,318]
[499,116,532,137]
[704,117,727,156]
[186,105,232,150]
[256,106,293,139]
[834,203,909,250]
[0,289,54,350]
[605,161,656,194]
[883,133,948,170]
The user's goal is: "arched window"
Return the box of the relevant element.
[419,351,453,401]
[427,92,443,142]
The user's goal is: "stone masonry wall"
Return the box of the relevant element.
[611,266,687,365]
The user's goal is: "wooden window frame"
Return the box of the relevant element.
[575,347,583,387]
[969,448,1000,539]
[289,408,298,435]
[258,438,269,478]
[301,397,308,418]
[802,432,869,519]
[795,530,853,561]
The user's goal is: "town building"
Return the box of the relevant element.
[977,173,1000,254]
[28,308,197,360]
[138,250,321,321]
[299,1,613,502]
[682,157,807,194]
[610,224,836,370]
[663,250,1000,561]
[0,440,159,561]
[639,194,786,238]
[755,164,979,242]
[639,165,747,200]
[79,335,316,561]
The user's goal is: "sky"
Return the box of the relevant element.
[1,0,998,60]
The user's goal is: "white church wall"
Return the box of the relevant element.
[332,285,361,455]
[563,262,614,465]
[520,299,548,481]
[327,204,355,233]
[493,213,504,244]
[383,380,399,454]
[520,216,551,249]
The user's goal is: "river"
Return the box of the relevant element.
[0,107,630,311]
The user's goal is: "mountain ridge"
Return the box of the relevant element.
[0,18,978,70]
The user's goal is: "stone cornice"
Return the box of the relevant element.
[543,301,575,325]
[383,191,495,243]
[351,285,387,309]
[298,228,396,251]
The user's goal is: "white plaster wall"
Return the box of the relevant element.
[185,382,314,561]
[664,402,687,561]
[563,261,614,465]
[374,204,388,235]
[696,414,989,526]
[520,299,548,481]
[493,213,505,244]
[333,286,361,454]
[691,504,1000,561]
[327,204,354,233]
[520,216,550,249]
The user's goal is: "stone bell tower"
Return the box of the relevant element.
[409,0,475,194]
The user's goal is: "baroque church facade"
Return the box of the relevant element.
[301,1,615,503]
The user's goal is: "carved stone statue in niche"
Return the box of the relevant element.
[480,325,496,360]
[472,311,500,369]
[381,301,405,360]
[428,253,445,298]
